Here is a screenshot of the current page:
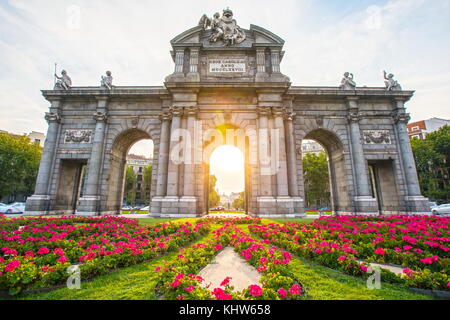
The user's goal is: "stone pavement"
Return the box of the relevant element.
[198,247,261,292]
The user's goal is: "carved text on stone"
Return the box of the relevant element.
[209,59,246,73]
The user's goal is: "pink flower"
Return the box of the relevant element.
[249,285,263,297]
[403,268,414,277]
[37,247,50,255]
[4,260,21,272]
[282,252,292,260]
[289,284,302,295]
[277,288,287,298]
[24,251,34,258]
[420,256,439,265]
[374,248,385,255]
[403,245,413,251]
[214,244,223,251]
[170,280,182,288]
[259,257,268,264]
[360,265,368,273]
[176,295,184,300]
[154,266,161,271]
[57,256,68,264]
[157,242,166,249]
[184,286,195,292]
[257,265,268,273]
[175,273,185,280]
[220,277,232,287]
[338,256,347,261]
[53,248,65,256]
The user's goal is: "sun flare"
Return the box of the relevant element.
[210,145,245,194]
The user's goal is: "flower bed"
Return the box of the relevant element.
[249,215,450,291]
[197,216,262,225]
[154,223,304,300]
[0,216,210,295]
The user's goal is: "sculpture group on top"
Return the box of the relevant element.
[339,70,402,91]
[199,8,246,46]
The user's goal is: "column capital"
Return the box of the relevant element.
[284,111,296,121]
[256,106,271,117]
[45,112,61,124]
[272,107,286,117]
[169,106,183,117]
[93,112,108,123]
[347,110,362,124]
[392,112,411,124]
[184,106,199,117]
[159,112,172,122]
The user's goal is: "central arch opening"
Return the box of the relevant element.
[208,145,246,214]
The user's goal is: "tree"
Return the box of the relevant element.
[302,152,331,208]
[232,191,245,210]
[411,125,450,202]
[209,175,221,208]
[142,164,153,202]
[0,133,42,199]
[124,165,137,205]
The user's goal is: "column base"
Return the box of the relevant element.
[257,196,305,216]
[353,196,379,214]
[76,196,101,216]
[24,195,51,216]
[159,196,200,217]
[405,196,430,214]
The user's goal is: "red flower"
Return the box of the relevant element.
[57,256,68,263]
[184,286,195,292]
[220,277,232,287]
[374,248,385,255]
[249,285,263,297]
[170,280,182,288]
[4,260,21,272]
[289,284,302,295]
[277,288,287,298]
[37,247,50,255]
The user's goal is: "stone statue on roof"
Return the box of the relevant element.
[199,8,246,46]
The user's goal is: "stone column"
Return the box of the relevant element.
[186,47,200,81]
[25,99,62,215]
[155,112,172,197]
[77,98,108,216]
[257,107,273,197]
[183,106,198,197]
[393,99,422,197]
[166,107,183,197]
[270,48,281,74]
[174,49,185,75]
[284,111,299,197]
[273,107,289,197]
[255,47,268,81]
[347,97,378,213]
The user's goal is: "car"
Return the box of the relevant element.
[428,202,438,209]
[140,206,150,212]
[431,204,450,215]
[0,202,26,214]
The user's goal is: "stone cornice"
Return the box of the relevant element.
[287,86,414,101]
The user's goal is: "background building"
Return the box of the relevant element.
[408,118,450,140]
[301,140,325,156]
[126,154,153,205]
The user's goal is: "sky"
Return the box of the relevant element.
[1,0,449,193]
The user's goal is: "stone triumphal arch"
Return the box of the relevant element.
[25,9,430,217]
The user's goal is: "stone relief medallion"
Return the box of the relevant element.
[64,130,93,144]
[363,130,391,145]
